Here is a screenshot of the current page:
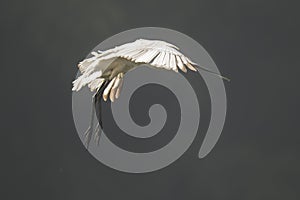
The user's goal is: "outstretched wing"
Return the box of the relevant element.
[72,39,198,92]
[87,39,197,73]
[73,39,229,95]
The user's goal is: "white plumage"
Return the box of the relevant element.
[72,39,228,147]
[72,39,201,100]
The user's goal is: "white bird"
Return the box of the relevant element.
[72,39,229,147]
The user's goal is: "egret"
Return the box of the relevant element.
[72,39,229,147]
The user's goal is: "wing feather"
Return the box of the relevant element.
[170,54,177,72]
[151,52,165,67]
[176,55,187,73]
[136,50,160,63]
[163,52,170,70]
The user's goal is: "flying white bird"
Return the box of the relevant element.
[72,39,229,147]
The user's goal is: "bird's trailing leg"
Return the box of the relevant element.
[84,93,96,149]
[92,80,109,146]
[93,98,103,146]
[83,73,125,148]
[93,123,101,146]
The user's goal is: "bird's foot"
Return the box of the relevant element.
[83,126,93,148]
[94,123,102,146]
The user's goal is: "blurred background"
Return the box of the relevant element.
[1,0,299,199]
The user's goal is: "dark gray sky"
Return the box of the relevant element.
[1,0,300,199]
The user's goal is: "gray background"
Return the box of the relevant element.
[1,0,299,199]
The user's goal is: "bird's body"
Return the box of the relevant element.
[72,39,228,147]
